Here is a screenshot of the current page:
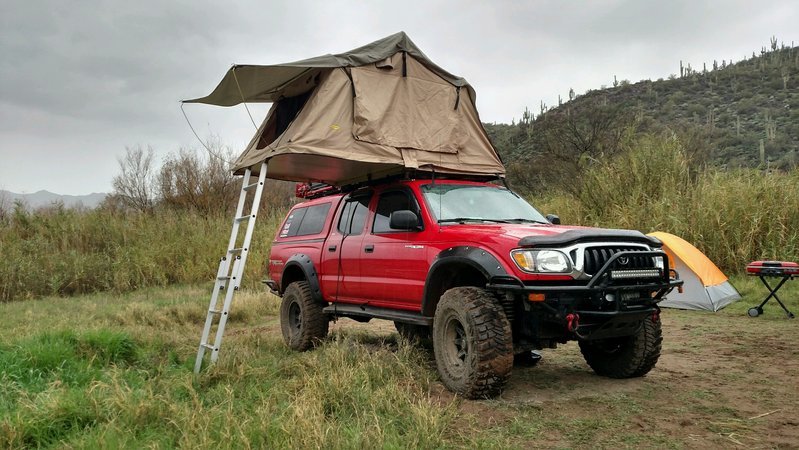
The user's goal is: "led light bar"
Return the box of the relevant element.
[610,269,662,280]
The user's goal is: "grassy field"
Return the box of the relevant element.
[1,276,797,449]
[0,207,285,302]
[2,133,798,447]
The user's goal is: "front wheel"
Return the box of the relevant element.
[280,281,329,351]
[433,287,513,399]
[578,317,662,378]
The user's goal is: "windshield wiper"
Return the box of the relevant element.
[438,218,511,224]
[502,218,549,224]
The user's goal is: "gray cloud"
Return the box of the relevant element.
[1,0,797,194]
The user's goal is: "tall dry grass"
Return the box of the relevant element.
[535,133,799,272]
[3,132,797,300]
[0,205,286,302]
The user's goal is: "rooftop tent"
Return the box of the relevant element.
[648,232,741,311]
[184,32,505,185]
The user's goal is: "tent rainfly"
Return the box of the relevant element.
[184,31,505,186]
[648,232,741,311]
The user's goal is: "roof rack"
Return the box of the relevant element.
[295,182,341,199]
[296,171,506,200]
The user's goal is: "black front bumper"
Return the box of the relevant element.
[487,250,683,340]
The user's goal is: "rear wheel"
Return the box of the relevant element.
[433,287,513,399]
[579,317,662,378]
[280,281,329,351]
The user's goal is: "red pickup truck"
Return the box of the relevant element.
[265,177,681,398]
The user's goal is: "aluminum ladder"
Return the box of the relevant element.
[194,162,267,373]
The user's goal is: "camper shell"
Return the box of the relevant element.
[188,32,682,399]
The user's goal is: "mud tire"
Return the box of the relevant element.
[280,281,329,351]
[433,287,513,399]
[578,317,662,378]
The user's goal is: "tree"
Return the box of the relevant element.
[158,146,238,215]
[531,102,634,193]
[111,145,156,213]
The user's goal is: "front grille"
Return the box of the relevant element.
[582,246,653,276]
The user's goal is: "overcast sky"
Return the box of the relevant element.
[1,0,797,195]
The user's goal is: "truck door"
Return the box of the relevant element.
[319,191,371,303]
[358,188,429,310]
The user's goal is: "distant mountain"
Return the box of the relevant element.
[0,190,107,210]
[486,40,799,169]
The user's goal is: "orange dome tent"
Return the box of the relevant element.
[648,232,740,311]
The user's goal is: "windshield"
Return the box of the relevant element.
[421,184,548,224]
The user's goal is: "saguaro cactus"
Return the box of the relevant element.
[764,112,777,142]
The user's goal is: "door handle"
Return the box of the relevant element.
[328,245,337,252]
[364,244,374,253]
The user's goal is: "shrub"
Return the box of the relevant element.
[535,133,799,273]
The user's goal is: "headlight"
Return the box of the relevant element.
[511,249,572,273]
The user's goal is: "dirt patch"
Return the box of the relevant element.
[328,311,799,448]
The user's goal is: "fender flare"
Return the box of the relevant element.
[421,246,509,316]
[281,254,324,303]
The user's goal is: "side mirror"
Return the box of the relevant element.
[390,210,420,230]
[546,214,561,225]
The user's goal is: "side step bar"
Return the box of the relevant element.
[323,304,432,326]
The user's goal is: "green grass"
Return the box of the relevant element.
[0,286,458,449]
[1,282,798,448]
[1,131,798,447]
[723,274,799,318]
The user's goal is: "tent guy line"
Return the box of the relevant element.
[179,102,235,165]
[231,66,259,130]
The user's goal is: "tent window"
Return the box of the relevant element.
[256,90,313,149]
[275,91,313,137]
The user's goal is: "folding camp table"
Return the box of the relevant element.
[746,261,798,318]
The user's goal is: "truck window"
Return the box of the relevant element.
[373,190,421,233]
[338,194,371,235]
[280,203,331,237]
[296,203,331,236]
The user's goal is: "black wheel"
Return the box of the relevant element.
[394,322,432,345]
[432,287,513,399]
[748,307,761,317]
[579,317,662,378]
[280,281,329,351]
